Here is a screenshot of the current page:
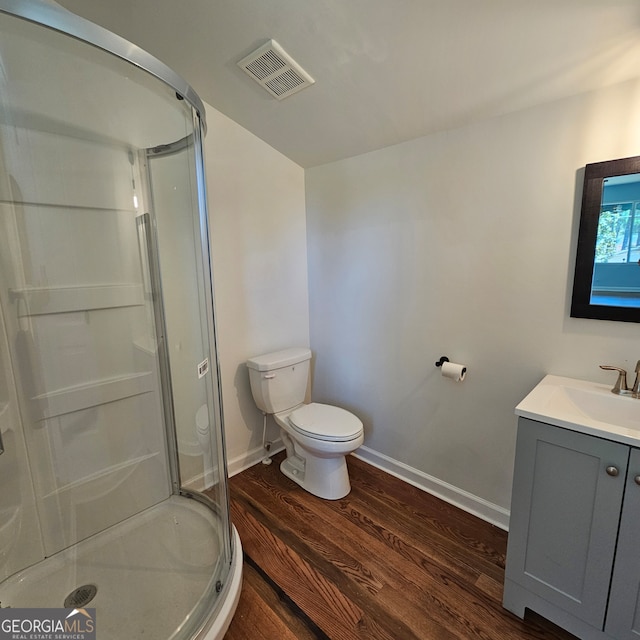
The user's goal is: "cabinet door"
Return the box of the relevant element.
[605,447,640,639]
[505,418,628,629]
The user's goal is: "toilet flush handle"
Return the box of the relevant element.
[263,373,276,379]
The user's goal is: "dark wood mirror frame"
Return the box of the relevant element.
[571,155,640,323]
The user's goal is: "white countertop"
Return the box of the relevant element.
[516,374,640,447]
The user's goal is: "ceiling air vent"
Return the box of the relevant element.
[237,40,315,100]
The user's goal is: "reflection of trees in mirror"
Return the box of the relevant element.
[596,209,619,262]
[596,204,640,264]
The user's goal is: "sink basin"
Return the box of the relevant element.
[516,375,640,445]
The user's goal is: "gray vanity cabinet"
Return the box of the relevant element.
[503,417,636,639]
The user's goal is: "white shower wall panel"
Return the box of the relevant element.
[28,308,151,393]
[32,385,165,486]
[0,396,43,581]
[36,427,170,555]
[0,123,171,558]
[0,126,137,210]
[11,205,141,290]
[0,154,44,583]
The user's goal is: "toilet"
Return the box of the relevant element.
[246,348,364,500]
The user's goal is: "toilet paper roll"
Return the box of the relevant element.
[441,361,467,382]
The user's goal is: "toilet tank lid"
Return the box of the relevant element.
[246,347,311,372]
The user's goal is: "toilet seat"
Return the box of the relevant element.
[289,402,363,442]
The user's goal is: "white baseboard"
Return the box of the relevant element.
[352,445,510,531]
[227,439,285,477]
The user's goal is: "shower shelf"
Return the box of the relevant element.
[31,372,155,421]
[10,284,144,316]
[43,450,160,498]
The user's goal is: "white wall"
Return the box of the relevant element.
[305,79,640,526]
[203,103,309,474]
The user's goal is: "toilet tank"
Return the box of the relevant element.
[246,348,311,414]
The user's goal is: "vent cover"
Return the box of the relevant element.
[238,40,315,100]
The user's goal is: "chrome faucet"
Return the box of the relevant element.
[633,360,640,396]
[600,360,640,398]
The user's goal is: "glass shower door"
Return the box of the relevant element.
[0,5,235,637]
[145,134,231,560]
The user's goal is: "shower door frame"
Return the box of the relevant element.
[0,0,206,127]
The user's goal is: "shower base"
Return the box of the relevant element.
[0,494,237,639]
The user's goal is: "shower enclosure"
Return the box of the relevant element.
[0,1,242,638]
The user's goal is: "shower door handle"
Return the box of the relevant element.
[0,428,4,456]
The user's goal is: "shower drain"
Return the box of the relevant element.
[64,584,97,608]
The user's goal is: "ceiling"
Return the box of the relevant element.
[56,0,640,168]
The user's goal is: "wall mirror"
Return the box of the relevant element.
[571,155,640,322]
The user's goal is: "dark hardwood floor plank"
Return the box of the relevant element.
[225,452,577,640]
[310,491,550,640]
[349,456,506,545]
[474,572,505,602]
[233,482,386,596]
[347,457,507,583]
[223,561,318,640]
[231,499,399,640]
[231,475,456,640]
[233,461,514,638]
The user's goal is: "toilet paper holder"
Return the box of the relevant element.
[435,355,468,381]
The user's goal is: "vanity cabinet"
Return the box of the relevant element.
[504,417,640,640]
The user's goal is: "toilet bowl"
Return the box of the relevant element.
[275,402,364,500]
[246,348,364,500]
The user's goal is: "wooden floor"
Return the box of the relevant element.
[224,451,576,640]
